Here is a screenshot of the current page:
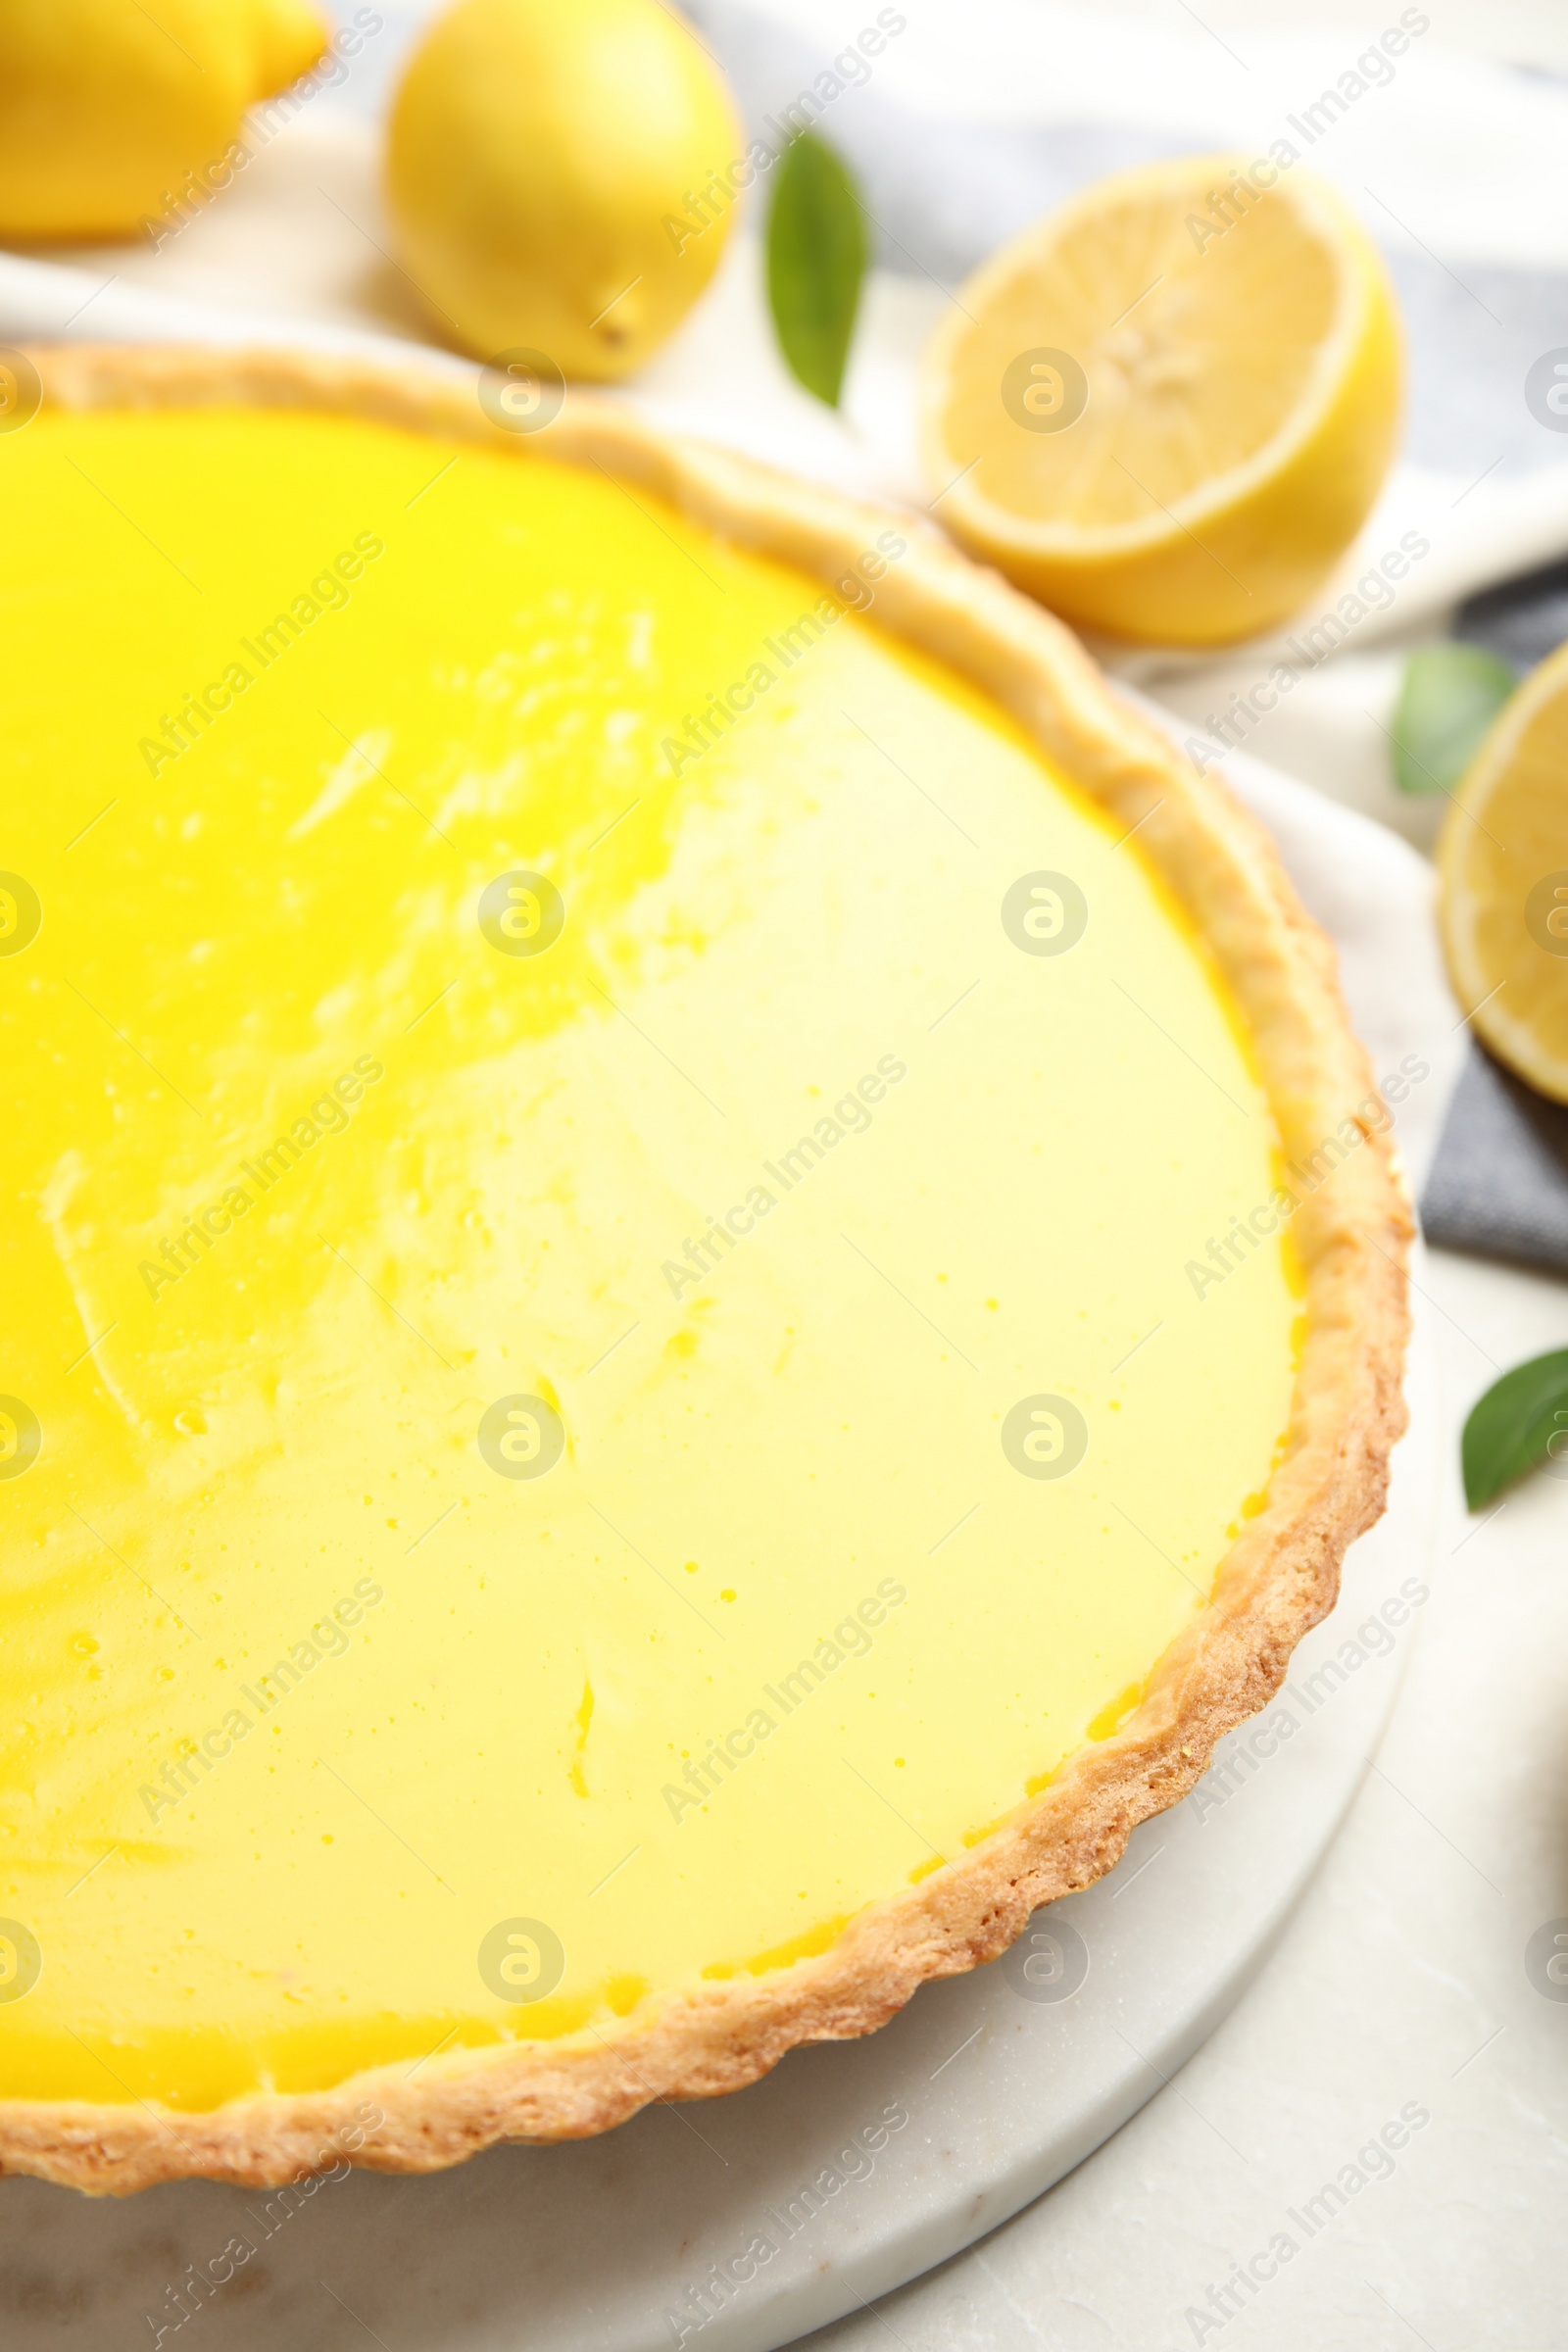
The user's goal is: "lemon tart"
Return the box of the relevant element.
[0,344,1408,2192]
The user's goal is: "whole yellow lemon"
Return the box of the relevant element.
[0,0,329,242]
[386,0,742,380]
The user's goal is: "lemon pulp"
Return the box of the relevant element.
[0,409,1297,2108]
[919,158,1402,647]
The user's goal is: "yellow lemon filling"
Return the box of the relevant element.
[0,409,1298,2109]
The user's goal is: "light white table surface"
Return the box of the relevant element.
[2,7,1566,2345]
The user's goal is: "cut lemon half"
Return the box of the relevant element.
[1439,640,1568,1102]
[919,155,1402,648]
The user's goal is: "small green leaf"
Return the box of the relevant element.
[765,133,867,408]
[1461,1347,1568,1508]
[1391,643,1515,796]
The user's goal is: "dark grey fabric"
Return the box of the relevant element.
[1457,555,1568,670]
[1422,1044,1568,1271]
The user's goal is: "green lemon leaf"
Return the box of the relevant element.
[1461,1347,1568,1508]
[1391,643,1516,796]
[765,133,867,408]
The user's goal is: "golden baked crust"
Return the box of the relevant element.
[0,343,1410,2194]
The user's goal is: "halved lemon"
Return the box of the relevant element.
[1439,640,1568,1102]
[918,154,1402,648]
